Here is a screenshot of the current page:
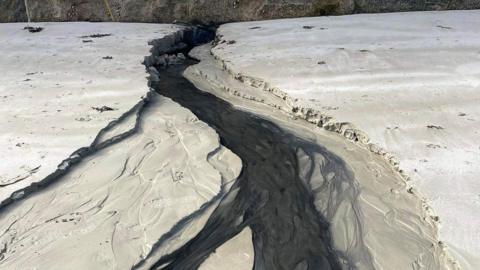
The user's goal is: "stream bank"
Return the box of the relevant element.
[137,29,458,269]
[146,42,345,270]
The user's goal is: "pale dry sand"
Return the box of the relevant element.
[0,93,242,269]
[185,44,460,270]
[0,22,181,202]
[199,228,254,270]
[209,10,480,269]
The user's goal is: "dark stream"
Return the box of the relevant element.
[146,51,349,270]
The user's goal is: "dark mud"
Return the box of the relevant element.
[146,56,353,270]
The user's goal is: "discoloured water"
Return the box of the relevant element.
[147,57,351,270]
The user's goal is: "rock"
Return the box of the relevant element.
[23,26,43,33]
[2,0,479,23]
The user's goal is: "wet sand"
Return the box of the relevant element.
[143,57,343,270]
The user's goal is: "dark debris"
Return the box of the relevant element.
[23,26,44,33]
[80,33,112,39]
[92,106,117,113]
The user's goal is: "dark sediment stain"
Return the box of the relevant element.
[144,55,350,270]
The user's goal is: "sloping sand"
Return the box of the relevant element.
[210,10,480,269]
[0,22,181,202]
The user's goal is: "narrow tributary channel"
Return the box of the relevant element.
[147,48,348,270]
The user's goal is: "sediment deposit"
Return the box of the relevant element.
[1,10,478,270]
